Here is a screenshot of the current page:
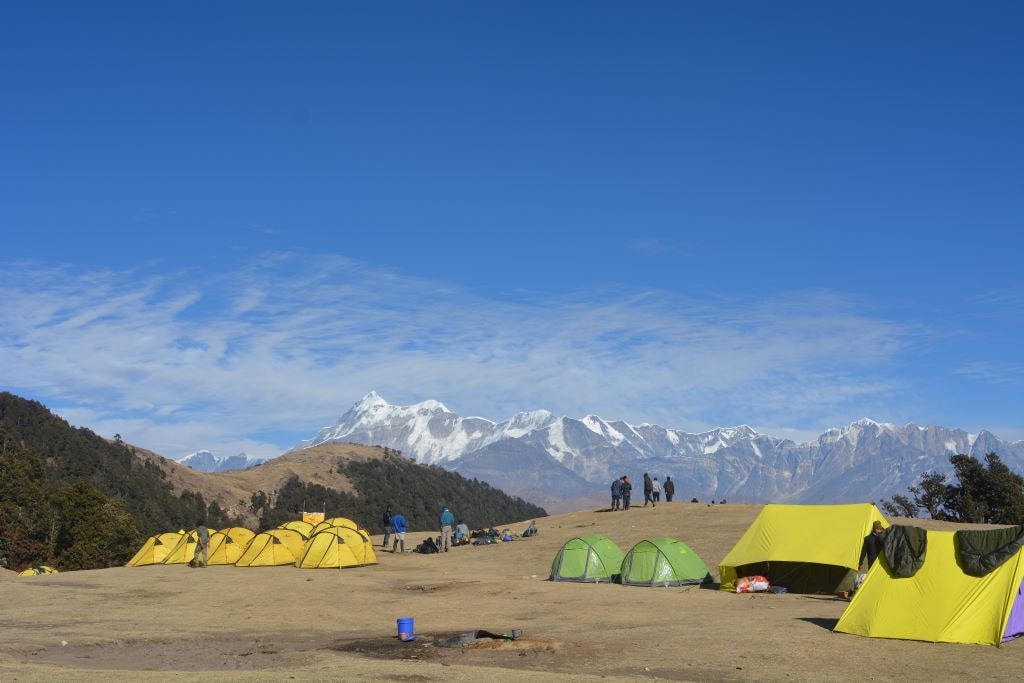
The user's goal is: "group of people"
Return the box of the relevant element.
[380,504,539,554]
[610,473,676,510]
[380,504,462,553]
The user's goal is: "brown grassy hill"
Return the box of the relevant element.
[130,443,390,526]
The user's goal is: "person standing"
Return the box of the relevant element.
[663,476,675,502]
[643,473,655,507]
[390,511,408,553]
[381,504,394,549]
[844,519,885,599]
[193,522,210,568]
[621,475,633,510]
[610,476,623,511]
[652,477,662,503]
[439,506,455,552]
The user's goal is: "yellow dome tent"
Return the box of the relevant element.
[127,531,185,566]
[278,520,314,537]
[18,565,58,576]
[718,503,888,594]
[296,527,377,569]
[311,517,371,539]
[206,527,256,565]
[235,529,307,567]
[162,528,218,565]
[311,517,358,533]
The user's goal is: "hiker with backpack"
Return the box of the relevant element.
[611,476,623,510]
[391,511,408,553]
[439,506,455,552]
[664,476,675,502]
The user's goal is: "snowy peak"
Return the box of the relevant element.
[290,393,1024,508]
[179,450,265,472]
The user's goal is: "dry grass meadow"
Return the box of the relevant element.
[3,502,1023,682]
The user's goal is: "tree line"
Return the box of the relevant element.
[881,452,1024,525]
[0,393,238,571]
[249,450,547,532]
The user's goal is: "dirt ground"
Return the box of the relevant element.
[3,503,1023,682]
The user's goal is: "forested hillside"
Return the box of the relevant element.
[251,449,547,532]
[0,392,545,571]
[0,392,238,570]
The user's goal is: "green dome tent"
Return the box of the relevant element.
[550,535,625,583]
[620,537,713,587]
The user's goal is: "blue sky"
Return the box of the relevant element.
[2,2,1022,460]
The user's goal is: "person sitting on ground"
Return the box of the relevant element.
[454,520,469,542]
[390,511,408,553]
[416,535,439,554]
[522,520,538,538]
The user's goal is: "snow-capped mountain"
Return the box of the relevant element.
[178,450,266,472]
[292,392,1024,506]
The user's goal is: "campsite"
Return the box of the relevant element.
[4,503,1024,682]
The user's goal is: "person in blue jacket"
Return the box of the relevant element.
[439,506,456,552]
[390,511,408,553]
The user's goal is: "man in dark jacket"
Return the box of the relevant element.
[663,476,675,502]
[845,520,885,599]
[860,520,885,569]
[643,473,655,507]
[611,477,623,511]
[621,476,633,510]
[381,504,394,549]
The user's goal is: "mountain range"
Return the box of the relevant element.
[290,391,1024,507]
[178,450,266,472]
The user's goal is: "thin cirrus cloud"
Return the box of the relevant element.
[0,255,918,459]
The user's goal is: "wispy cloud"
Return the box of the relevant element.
[1,255,927,459]
[955,362,1024,386]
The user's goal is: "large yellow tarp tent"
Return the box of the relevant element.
[206,527,256,565]
[718,503,887,593]
[127,531,185,566]
[835,530,1024,646]
[296,527,377,568]
[235,529,307,567]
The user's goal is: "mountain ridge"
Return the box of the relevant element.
[178,450,267,472]
[291,392,1024,506]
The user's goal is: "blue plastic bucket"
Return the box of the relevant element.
[397,617,415,641]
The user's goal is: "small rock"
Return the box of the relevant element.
[61,640,68,647]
